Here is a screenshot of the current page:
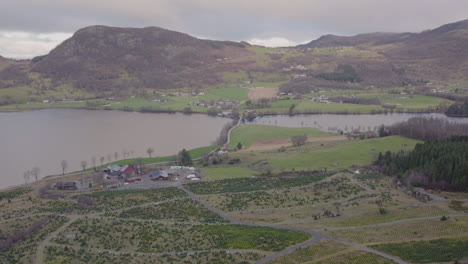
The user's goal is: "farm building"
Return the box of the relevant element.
[120,165,136,177]
[103,164,136,178]
[150,169,169,180]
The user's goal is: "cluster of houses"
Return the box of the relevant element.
[53,163,202,191]
[25,98,84,104]
[102,164,137,186]
[188,100,237,109]
[152,99,168,103]
[150,166,201,181]
[310,94,331,104]
[282,64,308,72]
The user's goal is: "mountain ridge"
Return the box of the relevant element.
[1,19,468,104]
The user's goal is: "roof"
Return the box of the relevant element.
[120,164,129,172]
[121,166,135,174]
[109,165,121,171]
[110,171,121,177]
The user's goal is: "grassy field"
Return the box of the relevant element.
[370,237,468,263]
[200,167,257,180]
[271,240,393,264]
[201,87,249,101]
[325,216,468,244]
[231,136,420,171]
[358,94,452,109]
[193,224,311,251]
[229,125,334,148]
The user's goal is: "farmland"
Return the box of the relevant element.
[229,125,333,148]
[1,121,467,264]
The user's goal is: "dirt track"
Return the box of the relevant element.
[248,87,279,100]
[243,136,349,151]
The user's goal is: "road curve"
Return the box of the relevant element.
[178,186,409,264]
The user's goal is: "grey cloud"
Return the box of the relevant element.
[1,0,468,57]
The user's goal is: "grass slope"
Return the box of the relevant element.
[370,237,468,263]
[252,136,420,170]
[229,125,334,148]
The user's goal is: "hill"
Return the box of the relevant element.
[297,19,468,83]
[1,20,468,106]
[30,26,251,94]
[298,32,413,48]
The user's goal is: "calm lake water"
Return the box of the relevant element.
[0,109,230,188]
[247,113,468,132]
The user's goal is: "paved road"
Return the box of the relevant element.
[178,186,409,264]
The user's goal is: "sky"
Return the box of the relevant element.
[1,0,468,59]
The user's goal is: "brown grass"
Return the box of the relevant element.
[248,87,279,100]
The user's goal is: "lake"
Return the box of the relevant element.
[247,113,468,132]
[0,109,230,188]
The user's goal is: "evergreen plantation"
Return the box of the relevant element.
[376,136,468,191]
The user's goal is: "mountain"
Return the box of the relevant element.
[1,19,468,103]
[296,19,468,83]
[31,25,251,93]
[298,32,413,48]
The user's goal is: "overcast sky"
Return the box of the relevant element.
[1,0,468,58]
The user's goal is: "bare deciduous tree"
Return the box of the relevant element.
[23,170,30,185]
[31,167,40,182]
[114,152,119,161]
[147,147,154,158]
[106,154,111,163]
[60,160,68,175]
[80,160,87,171]
[100,156,105,166]
[133,157,144,173]
[91,156,97,171]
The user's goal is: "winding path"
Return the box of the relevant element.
[26,184,466,264]
[34,215,80,264]
[178,186,409,264]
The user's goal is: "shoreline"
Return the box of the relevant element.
[0,104,448,117]
[1,109,466,192]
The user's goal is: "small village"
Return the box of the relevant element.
[54,164,202,192]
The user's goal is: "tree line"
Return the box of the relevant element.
[387,116,468,140]
[316,64,361,83]
[375,136,468,191]
[446,102,468,117]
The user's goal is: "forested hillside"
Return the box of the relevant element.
[376,136,468,191]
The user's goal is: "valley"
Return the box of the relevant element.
[1,123,467,264]
[1,16,468,264]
